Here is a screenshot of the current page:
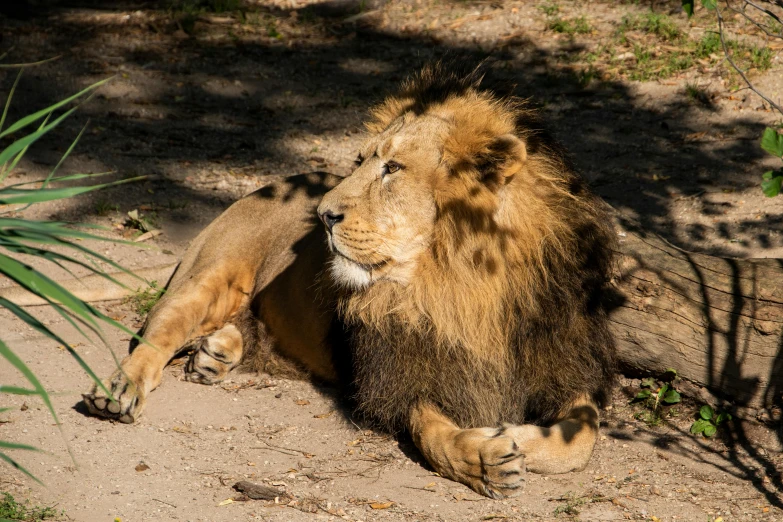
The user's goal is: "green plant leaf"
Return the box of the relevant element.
[699,404,714,420]
[761,127,783,158]
[703,424,717,437]
[682,0,694,17]
[716,412,732,425]
[641,377,656,388]
[701,0,717,10]
[690,419,709,434]
[663,389,682,404]
[634,389,652,401]
[761,173,783,197]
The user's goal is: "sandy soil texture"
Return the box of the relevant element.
[1,0,783,520]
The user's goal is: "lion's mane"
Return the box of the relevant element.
[337,62,617,432]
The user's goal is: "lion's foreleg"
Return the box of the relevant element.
[408,402,526,499]
[502,395,599,475]
[83,274,245,423]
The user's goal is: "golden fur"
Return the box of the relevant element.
[83,62,616,499]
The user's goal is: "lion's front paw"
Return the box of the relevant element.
[184,325,243,385]
[451,428,526,499]
[82,368,146,424]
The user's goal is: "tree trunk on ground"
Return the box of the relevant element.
[611,220,783,410]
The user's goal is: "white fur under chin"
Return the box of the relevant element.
[329,256,373,289]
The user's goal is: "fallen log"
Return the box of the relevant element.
[611,221,783,409]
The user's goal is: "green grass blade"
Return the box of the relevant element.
[0,76,112,140]
[0,55,61,69]
[0,253,105,336]
[2,171,117,188]
[0,175,145,205]
[0,106,78,174]
[0,386,39,395]
[0,113,51,182]
[0,441,39,451]
[42,121,89,189]
[0,68,22,133]
[0,450,43,485]
[0,297,114,399]
[0,339,57,424]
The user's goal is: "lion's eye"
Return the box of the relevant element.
[354,154,364,166]
[382,161,402,177]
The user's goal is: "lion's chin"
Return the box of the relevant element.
[329,254,373,290]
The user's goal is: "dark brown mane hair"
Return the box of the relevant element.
[339,61,617,433]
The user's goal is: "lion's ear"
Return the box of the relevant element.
[478,134,527,190]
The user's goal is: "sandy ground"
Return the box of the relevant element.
[2,0,783,520]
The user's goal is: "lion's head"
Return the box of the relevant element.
[318,62,611,350]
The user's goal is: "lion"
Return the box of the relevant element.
[82,62,617,499]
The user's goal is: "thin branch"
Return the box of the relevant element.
[743,0,783,24]
[716,2,783,116]
[725,1,783,38]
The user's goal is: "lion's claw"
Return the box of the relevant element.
[82,368,145,423]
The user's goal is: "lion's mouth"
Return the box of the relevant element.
[330,241,389,272]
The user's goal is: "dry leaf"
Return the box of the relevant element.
[313,411,334,419]
[135,463,150,472]
[369,501,394,510]
[217,499,234,506]
[295,399,310,406]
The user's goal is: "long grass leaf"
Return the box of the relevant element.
[0,76,112,140]
[0,55,61,69]
[2,171,117,188]
[0,112,52,182]
[0,176,145,205]
[0,106,79,172]
[0,254,105,336]
[0,441,39,451]
[0,340,57,424]
[0,386,39,395]
[0,297,114,398]
[0,451,43,485]
[0,68,22,133]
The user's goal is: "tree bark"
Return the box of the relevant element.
[611,222,783,409]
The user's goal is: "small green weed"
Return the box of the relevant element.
[760,127,783,197]
[620,12,681,41]
[685,82,711,106]
[631,370,682,427]
[539,2,560,17]
[266,21,282,39]
[94,200,119,216]
[749,46,773,71]
[126,280,166,317]
[548,16,592,35]
[0,492,61,521]
[690,405,732,437]
[553,493,586,517]
[125,209,158,234]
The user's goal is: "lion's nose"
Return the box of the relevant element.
[319,210,344,231]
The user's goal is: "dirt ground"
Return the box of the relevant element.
[2,0,783,520]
